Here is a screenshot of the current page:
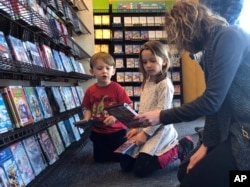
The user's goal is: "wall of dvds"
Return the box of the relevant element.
[0,0,94,186]
[93,0,182,109]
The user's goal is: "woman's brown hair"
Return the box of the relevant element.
[164,1,228,53]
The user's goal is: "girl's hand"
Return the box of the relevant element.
[186,144,207,173]
[134,110,161,127]
[103,116,116,125]
[126,128,138,139]
[134,131,148,145]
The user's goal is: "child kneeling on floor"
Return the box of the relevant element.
[118,41,194,177]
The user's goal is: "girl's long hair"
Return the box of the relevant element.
[139,40,170,89]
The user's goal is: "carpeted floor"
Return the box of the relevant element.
[37,118,204,187]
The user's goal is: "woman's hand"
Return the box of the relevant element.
[103,116,116,125]
[134,110,161,127]
[187,144,207,173]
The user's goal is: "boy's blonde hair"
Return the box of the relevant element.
[90,52,115,69]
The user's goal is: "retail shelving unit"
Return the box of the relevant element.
[94,1,182,108]
[0,0,93,186]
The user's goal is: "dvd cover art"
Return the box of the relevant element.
[7,86,34,127]
[64,117,80,142]
[10,141,35,185]
[0,147,25,187]
[68,116,81,141]
[58,51,73,72]
[34,86,53,119]
[0,31,12,59]
[0,93,13,134]
[114,139,136,154]
[7,35,30,64]
[51,86,66,113]
[0,87,20,128]
[37,130,59,165]
[113,30,123,40]
[41,44,57,70]
[115,58,124,68]
[52,49,65,71]
[0,166,9,187]
[104,103,146,128]
[57,121,71,147]
[44,87,61,115]
[23,87,44,122]
[59,87,76,110]
[70,86,81,107]
[22,135,47,176]
[73,113,84,134]
[75,86,85,104]
[23,41,44,67]
[47,125,65,155]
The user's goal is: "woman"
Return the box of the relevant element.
[134,2,250,187]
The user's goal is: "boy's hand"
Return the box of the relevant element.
[103,116,116,125]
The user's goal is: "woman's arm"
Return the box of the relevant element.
[136,28,245,126]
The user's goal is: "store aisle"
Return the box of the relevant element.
[37,118,204,187]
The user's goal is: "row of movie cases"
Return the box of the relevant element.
[0,113,84,187]
[95,29,167,40]
[130,95,181,111]
[116,70,180,82]
[0,85,84,134]
[94,15,165,27]
[0,31,85,74]
[1,0,84,37]
[123,83,181,97]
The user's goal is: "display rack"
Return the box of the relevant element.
[94,3,183,108]
[0,0,93,186]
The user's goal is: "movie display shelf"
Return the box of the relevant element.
[0,0,93,186]
[0,107,84,149]
[94,6,183,107]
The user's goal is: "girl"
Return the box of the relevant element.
[119,41,193,177]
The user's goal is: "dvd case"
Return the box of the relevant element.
[7,35,31,64]
[23,41,44,67]
[34,86,53,119]
[37,130,59,165]
[73,113,84,134]
[22,135,48,176]
[0,147,25,187]
[7,86,34,127]
[57,121,71,147]
[114,139,136,154]
[51,86,66,112]
[10,141,35,185]
[47,125,65,155]
[73,119,102,128]
[0,31,12,59]
[104,103,146,128]
[23,87,44,122]
[0,93,13,133]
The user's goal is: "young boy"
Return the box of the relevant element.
[81,52,132,163]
